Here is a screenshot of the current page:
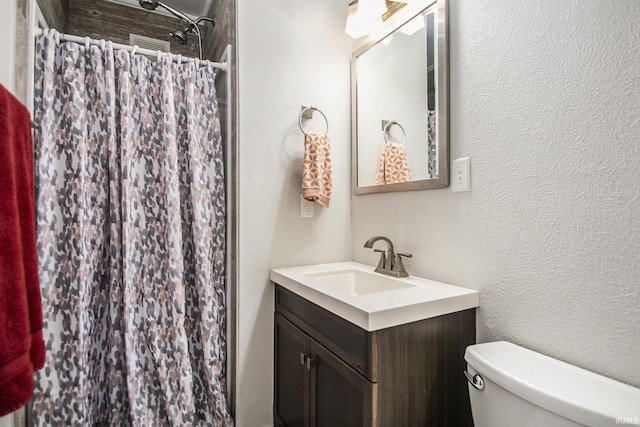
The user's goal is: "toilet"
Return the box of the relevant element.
[464,341,640,427]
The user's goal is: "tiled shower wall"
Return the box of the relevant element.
[203,0,235,62]
[35,0,67,32]
[67,0,200,58]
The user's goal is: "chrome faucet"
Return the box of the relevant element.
[363,236,412,278]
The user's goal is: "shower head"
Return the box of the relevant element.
[139,0,216,60]
[170,28,190,45]
[138,0,158,11]
[138,0,196,27]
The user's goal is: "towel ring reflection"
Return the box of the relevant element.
[383,120,406,145]
[299,106,329,136]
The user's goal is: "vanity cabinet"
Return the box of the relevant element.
[273,284,476,427]
[275,313,376,427]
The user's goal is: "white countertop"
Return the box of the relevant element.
[270,261,479,331]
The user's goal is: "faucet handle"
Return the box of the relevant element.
[373,249,386,271]
[393,253,412,277]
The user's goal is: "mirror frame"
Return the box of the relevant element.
[351,0,449,194]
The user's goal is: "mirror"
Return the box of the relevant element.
[352,0,448,194]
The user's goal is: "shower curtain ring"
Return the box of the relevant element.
[130,45,138,58]
[196,58,200,68]
[100,39,105,51]
[54,30,60,44]
[85,37,90,50]
[157,50,162,62]
[177,54,182,65]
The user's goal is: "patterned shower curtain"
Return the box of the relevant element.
[31,34,233,426]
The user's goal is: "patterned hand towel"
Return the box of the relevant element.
[374,141,412,184]
[302,132,332,208]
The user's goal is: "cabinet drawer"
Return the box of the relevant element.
[275,285,374,380]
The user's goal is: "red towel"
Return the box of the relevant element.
[0,84,45,416]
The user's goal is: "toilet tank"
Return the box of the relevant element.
[464,341,640,427]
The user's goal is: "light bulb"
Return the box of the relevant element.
[358,0,387,20]
[345,1,370,38]
[345,0,388,39]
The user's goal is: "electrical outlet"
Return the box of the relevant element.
[300,194,314,218]
[451,157,471,192]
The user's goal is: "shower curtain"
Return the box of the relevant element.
[31,34,233,426]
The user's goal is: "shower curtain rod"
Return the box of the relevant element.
[34,28,228,72]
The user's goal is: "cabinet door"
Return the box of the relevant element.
[309,339,377,427]
[275,313,309,427]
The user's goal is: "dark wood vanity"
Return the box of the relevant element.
[273,284,475,427]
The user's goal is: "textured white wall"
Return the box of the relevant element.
[352,0,640,388]
[236,0,353,425]
[0,0,17,91]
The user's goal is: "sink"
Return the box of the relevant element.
[270,262,479,331]
[301,269,415,295]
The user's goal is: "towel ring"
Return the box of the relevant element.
[299,106,329,136]
[383,120,407,145]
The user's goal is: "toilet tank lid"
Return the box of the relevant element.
[465,341,640,427]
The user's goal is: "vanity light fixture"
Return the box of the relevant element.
[345,1,367,38]
[345,0,388,39]
[346,0,420,39]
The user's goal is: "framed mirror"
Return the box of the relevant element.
[351,0,448,194]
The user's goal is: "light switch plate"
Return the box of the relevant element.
[451,157,471,192]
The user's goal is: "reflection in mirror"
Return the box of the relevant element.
[352,0,448,194]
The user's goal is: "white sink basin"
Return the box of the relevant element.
[270,262,479,331]
[301,269,415,295]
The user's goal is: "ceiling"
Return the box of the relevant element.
[105,0,213,19]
